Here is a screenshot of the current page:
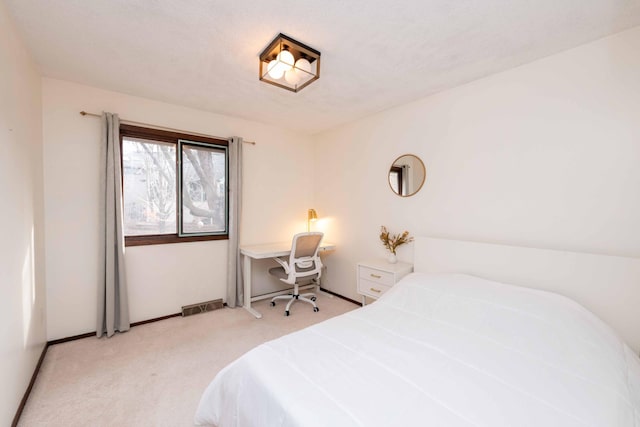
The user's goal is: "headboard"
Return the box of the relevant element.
[414,237,640,353]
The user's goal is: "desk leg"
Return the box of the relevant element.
[243,254,262,319]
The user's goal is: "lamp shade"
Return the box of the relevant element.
[259,33,321,93]
[307,209,318,232]
[284,69,301,85]
[294,58,312,75]
[267,60,285,79]
[277,50,294,68]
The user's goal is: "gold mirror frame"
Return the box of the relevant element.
[388,154,426,197]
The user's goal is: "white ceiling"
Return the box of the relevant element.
[6,0,640,134]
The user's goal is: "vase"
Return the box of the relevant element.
[387,253,397,264]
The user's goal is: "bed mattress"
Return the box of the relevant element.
[195,273,640,426]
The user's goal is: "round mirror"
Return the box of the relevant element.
[388,154,426,197]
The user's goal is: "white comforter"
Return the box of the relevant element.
[195,273,640,426]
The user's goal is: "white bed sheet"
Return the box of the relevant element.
[195,273,640,427]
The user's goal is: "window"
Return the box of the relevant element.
[120,125,228,246]
[178,141,227,235]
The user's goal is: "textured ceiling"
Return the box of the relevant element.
[6,0,640,134]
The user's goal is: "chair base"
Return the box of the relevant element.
[271,290,319,316]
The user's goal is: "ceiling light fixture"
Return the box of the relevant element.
[259,33,321,93]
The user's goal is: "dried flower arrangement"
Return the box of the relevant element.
[379,226,414,255]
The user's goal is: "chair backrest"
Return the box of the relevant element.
[288,232,324,280]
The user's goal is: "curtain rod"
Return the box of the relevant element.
[79,111,256,145]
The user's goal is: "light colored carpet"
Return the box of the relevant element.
[19,292,358,427]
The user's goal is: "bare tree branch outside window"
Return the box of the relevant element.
[121,128,228,244]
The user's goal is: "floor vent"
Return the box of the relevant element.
[181,299,224,317]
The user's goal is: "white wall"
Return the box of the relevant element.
[0,1,46,424]
[43,79,315,340]
[313,27,640,302]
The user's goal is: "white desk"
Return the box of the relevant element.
[241,241,336,318]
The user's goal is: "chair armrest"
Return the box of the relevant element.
[274,257,290,274]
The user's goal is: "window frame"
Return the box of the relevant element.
[177,139,229,237]
[120,124,229,247]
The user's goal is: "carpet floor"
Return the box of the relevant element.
[18,292,358,426]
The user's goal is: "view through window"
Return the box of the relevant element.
[123,137,177,236]
[179,141,227,235]
[120,125,228,245]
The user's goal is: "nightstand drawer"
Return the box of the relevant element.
[359,266,394,286]
[358,278,392,299]
[356,259,413,306]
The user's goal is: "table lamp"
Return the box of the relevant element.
[307,209,318,232]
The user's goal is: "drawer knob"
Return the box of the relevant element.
[370,274,382,279]
[370,287,381,293]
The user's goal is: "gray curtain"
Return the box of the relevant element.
[226,136,244,307]
[97,112,130,337]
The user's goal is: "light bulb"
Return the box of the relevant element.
[267,59,284,79]
[284,69,301,85]
[277,50,294,69]
[294,58,311,76]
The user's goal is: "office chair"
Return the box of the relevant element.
[269,232,324,316]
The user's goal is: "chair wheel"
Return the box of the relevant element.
[313,307,319,312]
[311,297,317,301]
[270,301,275,307]
[285,310,290,316]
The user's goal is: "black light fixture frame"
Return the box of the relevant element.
[259,33,321,93]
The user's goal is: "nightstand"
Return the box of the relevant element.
[357,259,413,305]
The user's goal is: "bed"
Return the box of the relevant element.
[195,237,640,426]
